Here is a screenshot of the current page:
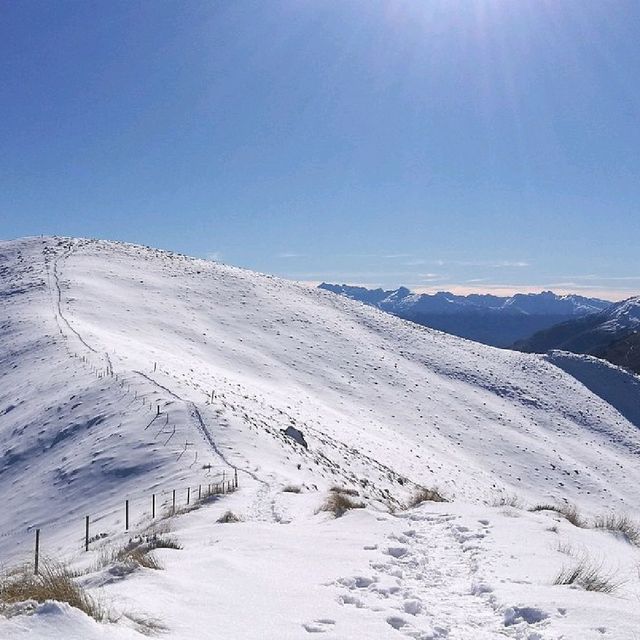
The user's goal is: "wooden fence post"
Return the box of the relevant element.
[85,515,90,552]
[187,487,190,506]
[34,529,40,575]
[152,493,156,519]
[172,489,176,515]
[234,468,238,489]
[198,484,202,500]
[125,500,129,531]
[157,405,160,416]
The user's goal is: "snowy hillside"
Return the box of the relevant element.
[2,237,640,639]
[319,283,609,347]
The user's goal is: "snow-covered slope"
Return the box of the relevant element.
[2,237,640,639]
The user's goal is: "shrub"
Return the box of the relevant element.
[407,487,447,508]
[554,557,623,594]
[217,511,242,523]
[593,513,640,546]
[0,560,103,621]
[321,492,364,517]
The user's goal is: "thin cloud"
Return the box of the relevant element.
[276,252,305,259]
[206,251,223,261]
[433,259,530,268]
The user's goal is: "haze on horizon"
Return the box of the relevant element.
[1,0,638,300]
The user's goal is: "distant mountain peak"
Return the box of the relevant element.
[318,282,611,347]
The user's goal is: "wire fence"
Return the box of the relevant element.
[21,467,240,575]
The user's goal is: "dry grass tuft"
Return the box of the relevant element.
[103,534,180,572]
[407,487,447,508]
[491,494,523,509]
[217,511,242,523]
[593,513,640,546]
[282,485,302,494]
[529,503,586,528]
[321,492,365,517]
[330,485,360,497]
[0,560,104,621]
[554,556,623,594]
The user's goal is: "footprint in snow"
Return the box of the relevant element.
[303,619,336,633]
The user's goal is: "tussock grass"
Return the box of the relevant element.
[103,534,179,572]
[593,513,640,546]
[330,485,360,497]
[217,511,242,523]
[321,492,365,517]
[554,556,623,594]
[556,540,574,555]
[407,487,447,508]
[529,503,586,528]
[0,560,104,621]
[491,494,523,509]
[282,485,301,494]
[529,503,557,513]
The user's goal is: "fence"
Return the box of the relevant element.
[29,467,239,575]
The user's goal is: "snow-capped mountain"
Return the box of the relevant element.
[319,283,610,347]
[2,237,640,639]
[515,296,640,373]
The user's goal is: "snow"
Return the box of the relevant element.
[1,236,640,638]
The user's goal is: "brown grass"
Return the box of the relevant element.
[217,511,242,523]
[282,485,302,494]
[321,492,365,517]
[103,534,179,572]
[0,560,104,621]
[491,494,523,509]
[529,503,586,527]
[554,556,623,594]
[330,485,360,497]
[407,487,447,508]
[593,513,640,546]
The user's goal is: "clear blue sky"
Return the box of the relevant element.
[1,1,639,299]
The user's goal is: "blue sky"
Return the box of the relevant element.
[1,0,639,299]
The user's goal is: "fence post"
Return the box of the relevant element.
[172,489,176,515]
[152,493,156,519]
[34,529,40,575]
[234,468,238,489]
[198,484,202,500]
[157,405,160,416]
[85,515,90,552]
[125,500,129,531]
[222,471,226,493]
[187,487,190,506]
[154,362,157,372]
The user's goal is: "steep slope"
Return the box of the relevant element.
[2,237,640,638]
[515,296,640,373]
[319,283,610,347]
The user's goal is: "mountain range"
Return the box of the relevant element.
[515,296,640,374]
[318,283,611,347]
